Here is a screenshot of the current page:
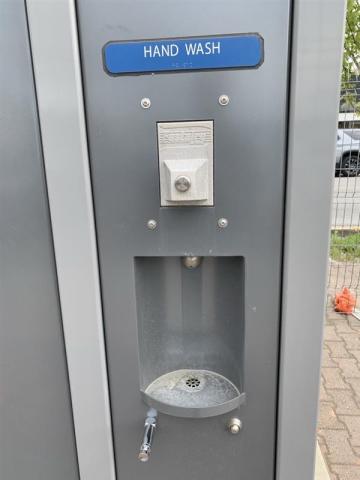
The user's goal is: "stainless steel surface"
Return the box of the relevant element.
[277,1,346,479]
[26,1,116,479]
[227,418,242,435]
[218,94,230,106]
[138,415,157,462]
[144,369,241,418]
[147,219,157,230]
[182,256,203,269]
[135,256,245,419]
[141,97,151,109]
[174,175,191,192]
[217,218,229,229]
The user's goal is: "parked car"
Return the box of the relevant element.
[336,129,360,176]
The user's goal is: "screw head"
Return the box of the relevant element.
[218,94,230,106]
[227,418,242,435]
[147,219,157,230]
[174,176,191,193]
[217,217,229,229]
[141,97,151,109]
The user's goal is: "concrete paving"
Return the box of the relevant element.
[316,443,331,480]
[318,311,360,479]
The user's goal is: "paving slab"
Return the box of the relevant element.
[326,341,353,359]
[315,443,331,480]
[318,311,360,480]
[323,367,351,390]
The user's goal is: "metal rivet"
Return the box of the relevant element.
[227,418,242,435]
[175,175,191,193]
[217,218,229,228]
[147,219,157,230]
[141,97,151,109]
[218,94,230,106]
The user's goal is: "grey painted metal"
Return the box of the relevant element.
[0,2,79,479]
[77,1,290,478]
[25,1,116,479]
[277,1,346,479]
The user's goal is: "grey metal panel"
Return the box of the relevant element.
[0,2,79,480]
[25,2,116,479]
[277,1,346,479]
[77,1,290,478]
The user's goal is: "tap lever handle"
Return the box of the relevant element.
[138,414,157,462]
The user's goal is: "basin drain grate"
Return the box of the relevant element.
[185,377,201,388]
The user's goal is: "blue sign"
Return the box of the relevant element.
[103,34,264,75]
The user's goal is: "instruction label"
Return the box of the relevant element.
[103,34,264,75]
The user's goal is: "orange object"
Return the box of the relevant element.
[334,287,356,314]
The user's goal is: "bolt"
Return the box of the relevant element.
[174,176,191,193]
[227,418,242,435]
[147,219,157,230]
[218,94,230,106]
[141,97,151,109]
[217,218,229,229]
[230,424,240,434]
[182,256,203,269]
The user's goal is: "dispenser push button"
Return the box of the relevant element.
[158,120,214,206]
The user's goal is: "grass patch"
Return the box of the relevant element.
[331,231,360,261]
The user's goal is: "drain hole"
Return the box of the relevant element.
[186,377,201,388]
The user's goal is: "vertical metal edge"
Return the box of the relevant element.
[25,1,116,479]
[277,1,346,479]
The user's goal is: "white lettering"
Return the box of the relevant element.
[161,44,170,56]
[144,43,179,58]
[204,42,212,54]
[212,41,221,54]
[185,41,221,56]
[196,43,204,55]
[144,45,152,58]
[185,43,197,55]
[144,40,220,60]
[170,44,179,56]
[153,45,161,57]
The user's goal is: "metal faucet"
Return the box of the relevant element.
[138,410,157,462]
